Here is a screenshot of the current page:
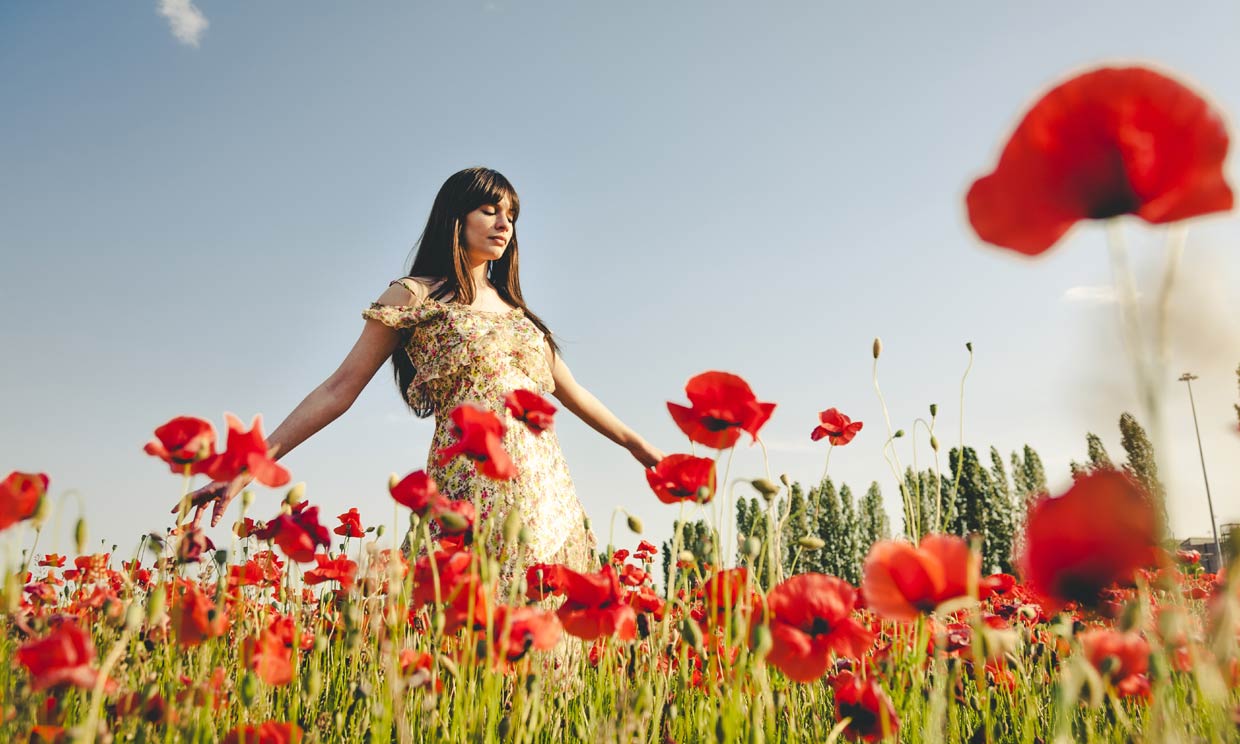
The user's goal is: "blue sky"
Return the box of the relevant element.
[2,1,1239,563]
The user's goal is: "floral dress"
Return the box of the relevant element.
[362,279,598,587]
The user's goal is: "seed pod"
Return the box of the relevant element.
[626,514,644,534]
[751,479,779,500]
[872,337,882,359]
[741,537,762,559]
[779,473,791,487]
[797,536,825,551]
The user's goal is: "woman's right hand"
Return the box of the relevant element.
[172,475,252,528]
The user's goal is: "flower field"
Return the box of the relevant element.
[3,64,1240,743]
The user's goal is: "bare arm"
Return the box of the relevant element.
[548,349,664,468]
[185,280,423,527]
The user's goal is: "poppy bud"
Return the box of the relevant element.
[284,482,305,507]
[751,479,779,500]
[437,511,469,532]
[872,338,882,359]
[147,585,167,621]
[125,601,145,631]
[626,514,644,534]
[752,624,773,659]
[779,473,790,487]
[503,509,522,544]
[3,571,18,614]
[239,672,258,707]
[894,429,905,438]
[677,550,695,564]
[930,436,940,452]
[388,473,400,491]
[31,493,50,529]
[241,490,255,509]
[741,537,762,560]
[74,517,87,556]
[696,486,713,503]
[966,341,973,353]
[797,536,825,551]
[517,526,530,545]
[303,667,322,699]
[375,524,386,538]
[1118,600,1142,633]
[929,403,938,417]
[679,618,704,653]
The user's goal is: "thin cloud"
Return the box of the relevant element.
[158,0,209,47]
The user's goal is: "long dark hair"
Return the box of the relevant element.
[390,167,560,417]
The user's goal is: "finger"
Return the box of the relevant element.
[191,503,206,529]
[211,491,234,528]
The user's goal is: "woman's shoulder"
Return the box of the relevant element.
[374,276,443,306]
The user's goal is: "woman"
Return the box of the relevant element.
[184,167,664,577]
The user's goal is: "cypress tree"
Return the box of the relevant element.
[988,446,1017,574]
[781,483,810,573]
[858,481,891,556]
[1119,412,1168,529]
[839,483,861,585]
[1086,433,1113,470]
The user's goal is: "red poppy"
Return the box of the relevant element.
[490,605,563,662]
[16,621,113,692]
[199,413,291,490]
[967,65,1233,256]
[1080,629,1151,698]
[862,534,980,621]
[764,573,874,683]
[1018,470,1160,611]
[38,553,66,568]
[667,371,776,449]
[333,508,365,538]
[243,629,294,686]
[175,527,215,564]
[433,498,476,536]
[1,471,48,531]
[255,501,332,563]
[645,454,717,504]
[411,550,487,634]
[171,582,228,647]
[389,470,442,516]
[436,404,516,480]
[504,389,557,434]
[303,552,357,590]
[811,408,864,446]
[831,670,900,741]
[143,416,217,474]
[534,564,637,641]
[222,722,303,744]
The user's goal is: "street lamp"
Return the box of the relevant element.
[1179,372,1224,571]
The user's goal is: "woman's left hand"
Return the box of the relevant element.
[627,438,665,469]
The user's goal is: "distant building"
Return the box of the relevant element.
[1179,522,1236,574]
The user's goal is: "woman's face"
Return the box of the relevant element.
[460,196,516,264]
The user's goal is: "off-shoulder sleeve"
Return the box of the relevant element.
[361,302,426,329]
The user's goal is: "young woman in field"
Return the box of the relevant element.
[182,166,664,576]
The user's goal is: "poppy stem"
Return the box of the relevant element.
[872,353,916,540]
[1106,220,1157,423]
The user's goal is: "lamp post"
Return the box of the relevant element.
[1179,372,1223,571]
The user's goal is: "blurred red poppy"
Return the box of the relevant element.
[862,534,979,621]
[255,501,332,564]
[242,628,294,686]
[175,527,215,565]
[764,574,874,682]
[38,553,66,568]
[171,583,228,647]
[489,605,563,662]
[222,722,303,744]
[831,670,900,741]
[811,408,864,446]
[411,550,487,633]
[667,371,776,449]
[505,389,557,434]
[143,416,217,474]
[304,552,358,590]
[1080,628,1151,698]
[200,413,291,489]
[967,65,1233,255]
[1018,470,1160,611]
[16,621,113,692]
[436,404,516,480]
[333,508,365,538]
[1,471,48,531]
[645,454,717,504]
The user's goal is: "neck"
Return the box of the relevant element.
[467,260,491,294]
